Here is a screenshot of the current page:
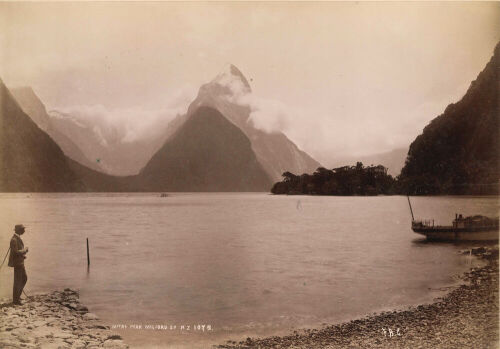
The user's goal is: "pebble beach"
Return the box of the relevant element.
[217,246,499,349]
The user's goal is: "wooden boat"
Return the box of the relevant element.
[407,197,499,241]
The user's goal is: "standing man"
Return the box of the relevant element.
[8,224,28,305]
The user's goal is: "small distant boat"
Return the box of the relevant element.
[407,196,499,241]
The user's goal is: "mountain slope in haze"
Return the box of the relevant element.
[0,79,84,192]
[47,109,171,176]
[164,64,321,181]
[66,158,136,192]
[11,87,102,172]
[139,106,272,191]
[399,42,499,195]
[330,147,408,177]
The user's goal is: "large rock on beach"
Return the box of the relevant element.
[0,288,129,349]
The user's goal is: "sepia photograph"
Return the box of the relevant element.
[0,1,498,348]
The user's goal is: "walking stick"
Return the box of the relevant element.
[0,247,10,269]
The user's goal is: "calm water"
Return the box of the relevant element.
[0,193,497,348]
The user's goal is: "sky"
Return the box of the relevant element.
[1,2,499,166]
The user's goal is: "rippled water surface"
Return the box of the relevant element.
[0,193,497,348]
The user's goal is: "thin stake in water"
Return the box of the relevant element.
[87,238,90,267]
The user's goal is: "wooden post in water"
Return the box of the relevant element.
[86,238,90,267]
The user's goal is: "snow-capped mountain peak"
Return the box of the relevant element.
[211,64,252,95]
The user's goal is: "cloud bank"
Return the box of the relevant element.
[217,70,455,167]
[49,85,197,146]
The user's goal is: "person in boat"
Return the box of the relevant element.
[8,224,29,305]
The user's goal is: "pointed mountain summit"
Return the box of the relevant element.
[169,64,321,181]
[186,64,253,128]
[139,106,272,191]
[0,79,83,192]
[213,64,252,91]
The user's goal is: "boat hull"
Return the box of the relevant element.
[413,227,499,241]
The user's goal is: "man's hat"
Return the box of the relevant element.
[14,224,25,232]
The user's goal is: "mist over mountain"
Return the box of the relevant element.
[0,80,83,192]
[176,64,321,181]
[58,64,318,192]
[37,65,320,180]
[43,86,196,175]
[2,81,271,192]
[7,53,497,195]
[3,65,315,192]
[68,106,274,192]
[11,87,102,172]
[398,42,499,195]
[139,106,272,191]
[45,108,172,175]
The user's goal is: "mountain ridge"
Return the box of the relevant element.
[11,87,103,172]
[0,80,84,192]
[398,42,499,195]
[175,64,321,181]
[139,106,273,191]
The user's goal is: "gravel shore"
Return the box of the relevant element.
[0,288,128,349]
[217,246,499,349]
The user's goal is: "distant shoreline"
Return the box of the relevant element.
[0,191,499,197]
[217,246,499,349]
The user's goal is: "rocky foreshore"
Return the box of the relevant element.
[217,246,499,349]
[0,288,128,349]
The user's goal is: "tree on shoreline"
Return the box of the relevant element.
[271,163,396,195]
